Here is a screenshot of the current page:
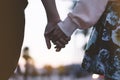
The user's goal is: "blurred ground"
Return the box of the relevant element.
[8,63,104,80]
[9,75,95,80]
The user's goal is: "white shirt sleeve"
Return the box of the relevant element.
[58,0,109,37]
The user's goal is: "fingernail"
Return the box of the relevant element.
[56,48,60,52]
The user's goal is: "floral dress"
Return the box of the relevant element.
[82,1,120,80]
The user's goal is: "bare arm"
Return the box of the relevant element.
[42,0,61,49]
[42,0,70,51]
[41,0,60,23]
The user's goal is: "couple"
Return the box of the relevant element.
[0,0,120,80]
[44,0,120,80]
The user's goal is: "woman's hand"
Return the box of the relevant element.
[44,23,71,52]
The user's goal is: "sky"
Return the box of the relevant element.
[19,0,89,69]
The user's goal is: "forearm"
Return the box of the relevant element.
[41,0,60,23]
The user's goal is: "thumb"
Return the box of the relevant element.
[45,34,51,49]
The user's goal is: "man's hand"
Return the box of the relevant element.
[51,25,71,52]
[44,22,56,49]
[44,22,70,52]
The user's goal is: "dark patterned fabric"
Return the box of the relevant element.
[82,1,120,80]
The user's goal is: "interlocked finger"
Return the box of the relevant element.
[54,41,65,48]
[52,28,63,41]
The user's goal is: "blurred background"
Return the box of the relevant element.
[9,0,104,80]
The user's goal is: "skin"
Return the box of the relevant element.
[0,0,69,79]
[0,1,25,79]
[42,0,70,51]
[50,25,71,51]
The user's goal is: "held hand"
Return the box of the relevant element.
[51,25,71,52]
[44,22,70,52]
[44,13,61,49]
[44,22,56,49]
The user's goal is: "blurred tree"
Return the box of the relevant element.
[57,65,65,80]
[23,47,32,60]
[58,66,65,75]
[23,47,39,80]
[43,65,53,80]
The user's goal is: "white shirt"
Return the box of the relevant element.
[58,0,109,37]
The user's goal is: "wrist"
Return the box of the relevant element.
[48,17,61,25]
